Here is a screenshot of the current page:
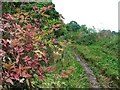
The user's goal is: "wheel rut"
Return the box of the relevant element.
[74,53,100,88]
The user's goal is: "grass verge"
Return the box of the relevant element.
[72,44,119,88]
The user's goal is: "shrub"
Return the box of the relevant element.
[1,2,64,89]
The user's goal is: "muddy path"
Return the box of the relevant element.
[74,53,100,88]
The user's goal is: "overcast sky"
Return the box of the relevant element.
[52,0,119,31]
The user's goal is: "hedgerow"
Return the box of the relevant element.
[1,2,64,89]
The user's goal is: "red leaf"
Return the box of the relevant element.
[40,51,48,57]
[34,27,39,31]
[14,74,19,81]
[13,24,21,29]
[59,14,65,19]
[55,24,61,27]
[45,67,51,73]
[42,58,48,63]
[52,39,56,43]
[40,31,46,34]
[16,25,21,29]
[38,73,44,82]
[44,67,55,73]
[22,70,31,78]
[22,56,31,62]
[25,44,32,52]
[19,47,24,53]
[3,23,10,28]
[66,70,72,75]
[2,62,14,71]
[54,28,60,31]
[61,73,68,79]
[39,65,43,72]
[51,68,56,71]
[36,22,42,26]
[2,39,8,45]
[17,64,22,74]
[34,18,38,22]
[11,39,19,47]
[28,60,39,67]
[49,30,53,34]
[22,66,31,70]
[16,54,20,63]
[26,24,32,29]
[48,5,53,9]
[33,6,37,10]
[25,31,34,38]
[3,14,15,20]
[6,78,14,85]
[23,74,31,78]
[10,72,19,80]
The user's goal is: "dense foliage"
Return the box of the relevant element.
[1,2,65,89]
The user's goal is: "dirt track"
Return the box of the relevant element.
[74,53,101,88]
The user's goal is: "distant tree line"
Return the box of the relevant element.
[57,20,118,45]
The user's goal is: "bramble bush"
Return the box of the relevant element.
[1,2,64,89]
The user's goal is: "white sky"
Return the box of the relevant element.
[52,0,119,31]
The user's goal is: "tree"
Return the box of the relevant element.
[79,25,88,33]
[66,21,80,32]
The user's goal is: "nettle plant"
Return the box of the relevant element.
[1,2,64,88]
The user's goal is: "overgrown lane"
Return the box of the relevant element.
[74,53,100,88]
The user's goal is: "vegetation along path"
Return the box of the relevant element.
[74,53,100,88]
